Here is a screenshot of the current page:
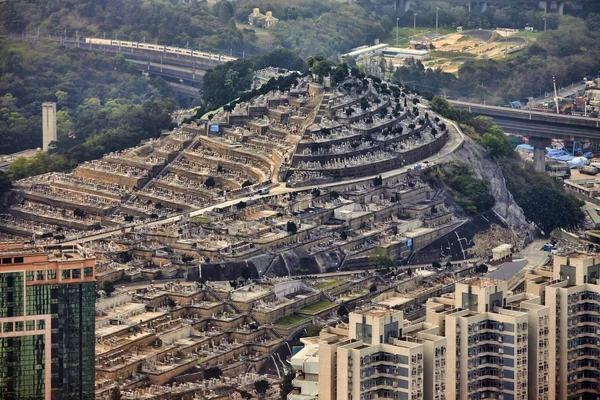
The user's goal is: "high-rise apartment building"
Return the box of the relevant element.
[290,280,551,400]
[290,308,448,400]
[0,243,96,400]
[526,252,600,400]
[426,279,549,400]
[289,252,600,400]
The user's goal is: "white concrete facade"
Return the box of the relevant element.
[42,102,57,151]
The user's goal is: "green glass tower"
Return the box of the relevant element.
[0,244,96,400]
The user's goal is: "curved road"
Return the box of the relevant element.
[64,117,465,245]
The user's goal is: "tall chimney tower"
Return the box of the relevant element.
[42,102,57,151]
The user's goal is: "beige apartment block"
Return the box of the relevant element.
[527,252,600,400]
[291,252,600,400]
[426,278,548,400]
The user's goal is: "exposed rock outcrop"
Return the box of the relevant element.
[445,136,530,230]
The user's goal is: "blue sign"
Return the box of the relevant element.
[209,124,220,133]
[407,239,413,248]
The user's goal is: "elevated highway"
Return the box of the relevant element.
[449,100,600,142]
[449,100,600,172]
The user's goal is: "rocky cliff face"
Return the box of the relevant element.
[444,136,530,230]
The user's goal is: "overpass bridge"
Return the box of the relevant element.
[60,40,207,101]
[6,37,217,102]
[449,100,600,172]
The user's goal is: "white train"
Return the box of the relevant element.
[84,38,237,62]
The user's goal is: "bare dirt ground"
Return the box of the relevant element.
[426,29,525,72]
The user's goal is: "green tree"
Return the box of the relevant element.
[203,366,223,380]
[337,304,349,317]
[236,201,247,210]
[432,261,442,270]
[254,379,271,397]
[103,281,116,297]
[311,188,321,197]
[0,171,11,195]
[204,176,216,188]
[287,221,298,234]
[481,133,512,159]
[109,387,122,400]
[280,370,296,400]
[307,55,333,83]
[242,180,252,188]
[519,184,584,235]
[340,231,348,240]
[332,63,349,85]
[369,284,377,293]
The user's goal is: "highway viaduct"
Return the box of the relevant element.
[399,0,595,14]
[450,100,600,171]
[59,39,217,103]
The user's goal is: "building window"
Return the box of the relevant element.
[37,270,45,281]
[26,271,34,281]
[61,270,70,280]
[47,269,56,279]
[84,267,93,277]
[3,322,13,332]
[13,257,23,264]
[2,257,11,264]
[37,320,46,330]
[15,321,24,332]
[72,269,81,279]
[26,321,35,331]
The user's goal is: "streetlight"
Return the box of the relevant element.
[396,18,399,47]
[436,8,439,36]
[413,13,417,37]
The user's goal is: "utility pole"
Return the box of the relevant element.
[413,13,417,37]
[543,18,546,32]
[436,8,439,36]
[396,18,399,46]
[505,29,508,57]
[525,24,529,45]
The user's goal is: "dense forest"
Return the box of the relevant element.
[0,0,256,55]
[0,38,175,171]
[3,0,599,60]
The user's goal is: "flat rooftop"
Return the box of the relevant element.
[356,308,399,318]
[467,278,499,288]
[376,296,412,308]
